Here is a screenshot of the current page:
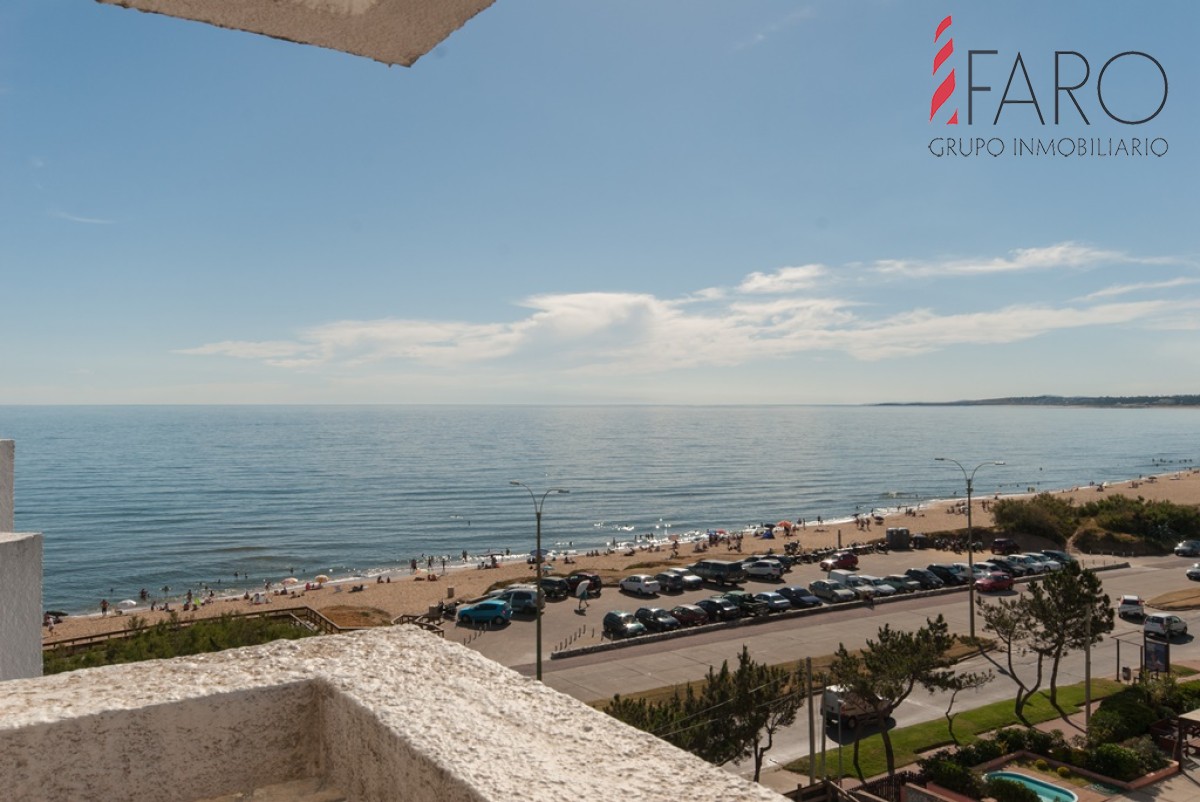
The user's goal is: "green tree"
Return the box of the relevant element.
[978,594,1047,724]
[606,646,803,780]
[991,493,1077,544]
[1024,562,1113,712]
[828,615,972,779]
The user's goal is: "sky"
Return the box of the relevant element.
[2,0,1198,405]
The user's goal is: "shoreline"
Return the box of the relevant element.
[42,467,1200,645]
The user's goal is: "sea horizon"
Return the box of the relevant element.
[3,404,1197,614]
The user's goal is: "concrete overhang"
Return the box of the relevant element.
[95,0,495,66]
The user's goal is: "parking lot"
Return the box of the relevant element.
[444,545,1136,671]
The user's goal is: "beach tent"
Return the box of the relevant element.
[95,0,495,67]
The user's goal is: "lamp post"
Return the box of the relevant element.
[510,481,569,681]
[934,457,1005,639]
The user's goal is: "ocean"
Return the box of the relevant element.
[1,404,1196,613]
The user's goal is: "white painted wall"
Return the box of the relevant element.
[0,533,43,681]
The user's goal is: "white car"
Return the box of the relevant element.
[841,575,878,600]
[857,575,898,596]
[1188,564,1200,582]
[619,574,661,596]
[744,559,785,580]
[1117,594,1146,619]
[1145,613,1188,640]
[659,566,704,590]
[1021,553,1062,572]
[951,563,990,581]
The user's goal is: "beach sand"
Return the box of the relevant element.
[43,468,1200,645]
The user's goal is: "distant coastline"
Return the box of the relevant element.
[876,395,1200,408]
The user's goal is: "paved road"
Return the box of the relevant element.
[447,550,1200,780]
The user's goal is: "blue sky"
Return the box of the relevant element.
[2,0,1197,404]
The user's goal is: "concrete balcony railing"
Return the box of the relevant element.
[0,625,786,802]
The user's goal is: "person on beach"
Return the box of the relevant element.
[100,598,109,616]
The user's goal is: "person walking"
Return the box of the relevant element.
[576,580,590,611]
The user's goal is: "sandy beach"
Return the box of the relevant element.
[43,467,1200,645]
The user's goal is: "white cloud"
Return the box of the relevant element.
[1078,277,1199,301]
[179,243,1193,379]
[734,8,817,51]
[51,210,116,225]
[738,264,827,294]
[871,242,1156,278]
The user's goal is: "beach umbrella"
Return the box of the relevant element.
[281,577,299,586]
[314,574,332,584]
[116,599,138,610]
[529,548,551,558]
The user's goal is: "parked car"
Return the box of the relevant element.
[744,559,785,580]
[602,610,647,639]
[566,573,602,595]
[457,599,512,625]
[659,566,704,590]
[1002,554,1044,575]
[1117,594,1146,619]
[634,606,682,632]
[986,557,1032,578]
[754,591,793,612]
[1041,549,1076,565]
[1175,540,1200,557]
[1145,613,1188,640]
[669,604,709,626]
[1021,553,1061,572]
[904,568,944,589]
[777,585,823,608]
[819,552,859,571]
[619,574,661,596]
[926,564,967,586]
[806,579,855,604]
[883,574,922,593]
[975,572,1014,593]
[689,559,749,586]
[857,575,898,596]
[653,572,685,593]
[490,587,542,614]
[696,596,742,622]
[821,685,882,730]
[1188,564,1200,582]
[950,563,989,582]
[990,537,1021,555]
[840,575,878,600]
[539,577,571,600]
[722,590,771,617]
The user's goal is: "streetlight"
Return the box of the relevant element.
[510,480,569,681]
[933,457,1005,640]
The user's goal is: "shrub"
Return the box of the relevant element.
[1087,743,1144,781]
[1089,687,1159,745]
[1124,735,1169,774]
[1056,766,1072,779]
[984,777,1040,802]
[994,727,1029,754]
[992,494,1076,544]
[923,758,982,798]
[1033,758,1049,771]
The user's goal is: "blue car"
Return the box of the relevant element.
[457,599,512,625]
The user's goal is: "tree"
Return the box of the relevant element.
[942,669,993,745]
[991,492,1077,543]
[1024,562,1113,712]
[978,593,1047,724]
[605,646,803,781]
[828,615,972,778]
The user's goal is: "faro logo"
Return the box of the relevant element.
[928,14,1169,158]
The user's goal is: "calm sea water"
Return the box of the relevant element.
[1,405,1196,613]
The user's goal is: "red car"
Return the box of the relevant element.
[819,551,859,571]
[975,572,1014,593]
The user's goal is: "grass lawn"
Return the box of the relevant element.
[783,678,1126,780]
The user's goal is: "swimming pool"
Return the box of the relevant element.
[985,771,1079,802]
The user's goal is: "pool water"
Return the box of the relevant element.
[985,771,1079,802]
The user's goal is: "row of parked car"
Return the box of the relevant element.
[602,585,826,638]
